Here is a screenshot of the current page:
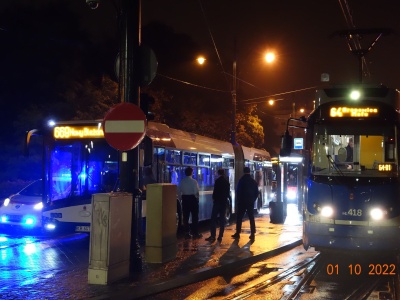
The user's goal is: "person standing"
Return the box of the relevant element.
[231,167,259,240]
[346,137,354,162]
[178,167,202,239]
[205,169,230,242]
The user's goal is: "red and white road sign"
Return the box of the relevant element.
[103,102,147,151]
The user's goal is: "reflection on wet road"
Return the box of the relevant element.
[0,229,91,298]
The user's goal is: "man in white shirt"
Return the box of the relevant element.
[178,167,201,239]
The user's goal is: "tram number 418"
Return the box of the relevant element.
[326,264,396,275]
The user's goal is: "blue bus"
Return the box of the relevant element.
[18,120,272,233]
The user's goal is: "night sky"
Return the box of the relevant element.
[140,0,400,107]
[1,1,400,108]
[0,1,400,129]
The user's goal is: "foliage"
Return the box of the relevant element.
[235,105,265,148]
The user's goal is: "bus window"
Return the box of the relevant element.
[166,149,181,164]
[199,154,211,167]
[48,141,118,201]
[167,165,180,184]
[197,167,212,188]
[183,152,197,165]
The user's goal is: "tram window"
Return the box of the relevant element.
[183,152,197,165]
[312,124,397,175]
[199,154,211,167]
[385,138,395,162]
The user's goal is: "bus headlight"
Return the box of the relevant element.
[370,208,385,220]
[321,206,334,218]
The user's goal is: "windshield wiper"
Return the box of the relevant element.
[327,155,346,177]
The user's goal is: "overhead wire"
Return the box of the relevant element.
[157,73,229,93]
[337,0,370,78]
[197,0,231,93]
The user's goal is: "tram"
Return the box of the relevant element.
[281,84,400,252]
[20,120,272,233]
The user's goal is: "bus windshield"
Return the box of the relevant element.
[311,123,398,177]
[45,139,119,202]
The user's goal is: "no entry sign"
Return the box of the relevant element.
[103,102,147,151]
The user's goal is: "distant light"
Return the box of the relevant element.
[196,56,206,65]
[279,156,302,163]
[48,120,56,127]
[45,223,56,230]
[265,52,275,63]
[350,90,361,100]
[33,202,43,210]
[1,216,7,223]
[3,198,10,207]
[268,99,275,105]
[24,217,35,226]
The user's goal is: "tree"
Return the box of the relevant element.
[236,104,265,148]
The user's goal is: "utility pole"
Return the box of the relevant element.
[231,39,237,145]
[118,0,142,272]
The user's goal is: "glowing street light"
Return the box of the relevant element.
[196,51,276,145]
[196,56,206,65]
[265,52,275,64]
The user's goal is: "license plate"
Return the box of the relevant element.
[75,226,90,232]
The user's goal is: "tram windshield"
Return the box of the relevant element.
[311,123,398,177]
[45,140,119,202]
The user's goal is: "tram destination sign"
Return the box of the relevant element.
[103,102,147,151]
[330,106,379,118]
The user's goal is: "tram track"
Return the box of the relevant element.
[225,253,322,300]
[222,251,400,300]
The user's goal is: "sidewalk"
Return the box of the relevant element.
[91,204,303,300]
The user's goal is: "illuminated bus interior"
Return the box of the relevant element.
[46,140,119,204]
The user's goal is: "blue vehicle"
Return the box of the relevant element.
[24,120,273,233]
[281,84,400,252]
[0,179,44,229]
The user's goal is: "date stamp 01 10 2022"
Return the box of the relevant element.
[326,263,397,276]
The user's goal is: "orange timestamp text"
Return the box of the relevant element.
[326,264,396,276]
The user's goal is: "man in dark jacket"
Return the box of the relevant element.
[205,169,230,242]
[232,167,259,240]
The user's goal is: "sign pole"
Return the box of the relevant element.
[119,0,142,272]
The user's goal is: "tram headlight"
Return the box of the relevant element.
[370,208,385,220]
[320,206,334,218]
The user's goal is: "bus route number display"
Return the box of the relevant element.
[53,126,104,139]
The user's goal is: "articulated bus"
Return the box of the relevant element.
[18,120,272,233]
[281,84,400,252]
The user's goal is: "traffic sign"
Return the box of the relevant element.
[103,102,147,151]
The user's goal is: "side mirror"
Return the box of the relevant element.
[280,130,293,157]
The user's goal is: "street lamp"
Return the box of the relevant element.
[196,51,275,145]
[231,51,275,145]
